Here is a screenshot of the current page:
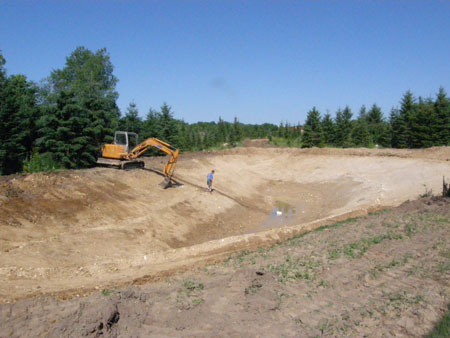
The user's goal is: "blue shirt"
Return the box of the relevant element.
[207,173,213,181]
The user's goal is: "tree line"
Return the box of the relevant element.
[300,89,450,149]
[0,46,449,175]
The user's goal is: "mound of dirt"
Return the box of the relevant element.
[0,147,450,303]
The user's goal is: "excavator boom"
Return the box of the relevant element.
[126,138,180,178]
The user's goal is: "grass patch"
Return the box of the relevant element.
[404,223,417,236]
[437,262,450,274]
[182,280,204,296]
[369,209,389,216]
[267,255,320,284]
[337,233,404,260]
[328,248,341,260]
[427,306,450,338]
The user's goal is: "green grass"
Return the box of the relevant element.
[182,280,204,296]
[267,255,320,284]
[427,307,450,338]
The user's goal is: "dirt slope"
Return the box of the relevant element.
[1,197,449,337]
[0,146,450,302]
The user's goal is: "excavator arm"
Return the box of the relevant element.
[125,138,180,178]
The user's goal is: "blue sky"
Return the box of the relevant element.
[1,1,449,124]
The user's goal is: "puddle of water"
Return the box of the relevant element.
[261,201,296,227]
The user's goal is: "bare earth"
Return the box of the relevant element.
[0,145,450,336]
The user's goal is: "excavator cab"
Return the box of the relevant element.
[114,131,138,154]
[99,131,138,161]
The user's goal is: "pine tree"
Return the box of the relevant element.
[335,106,353,147]
[367,104,383,124]
[367,104,385,146]
[321,112,335,145]
[399,90,416,147]
[142,108,162,139]
[233,117,243,143]
[409,98,436,148]
[434,87,450,145]
[120,102,142,134]
[277,122,283,138]
[159,103,179,146]
[351,119,370,147]
[390,108,408,148]
[357,105,368,122]
[217,117,227,143]
[37,90,99,168]
[37,47,120,168]
[0,74,41,174]
[302,107,324,148]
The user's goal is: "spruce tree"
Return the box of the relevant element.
[351,119,370,147]
[434,87,450,145]
[302,107,324,148]
[142,108,162,139]
[399,90,416,147]
[159,103,179,146]
[390,108,408,148]
[0,74,41,174]
[321,112,335,145]
[367,104,385,146]
[409,98,436,148]
[217,117,227,143]
[120,102,142,134]
[233,117,243,143]
[38,47,120,168]
[335,106,353,147]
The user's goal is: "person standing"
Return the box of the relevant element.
[207,170,215,192]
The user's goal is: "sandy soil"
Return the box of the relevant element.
[0,145,450,304]
[1,197,449,337]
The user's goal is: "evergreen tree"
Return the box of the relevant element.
[357,105,368,122]
[37,47,119,168]
[377,122,392,148]
[367,104,383,124]
[353,106,371,146]
[334,106,353,147]
[302,107,324,148]
[399,90,416,147]
[159,102,179,146]
[321,112,335,145]
[120,101,142,134]
[217,117,227,143]
[37,90,98,168]
[390,108,408,148]
[434,87,450,145]
[351,119,370,147]
[409,98,436,148]
[367,104,386,146]
[142,107,162,139]
[277,122,283,137]
[0,74,41,174]
[233,117,243,143]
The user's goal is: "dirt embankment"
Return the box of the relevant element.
[1,197,449,337]
[0,146,450,304]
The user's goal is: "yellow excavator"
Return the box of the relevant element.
[96,131,179,187]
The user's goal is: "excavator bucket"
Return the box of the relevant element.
[159,177,173,189]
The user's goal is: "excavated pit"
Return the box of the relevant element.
[1,145,450,302]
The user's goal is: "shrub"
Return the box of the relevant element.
[22,149,59,173]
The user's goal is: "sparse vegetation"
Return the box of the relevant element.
[427,307,450,338]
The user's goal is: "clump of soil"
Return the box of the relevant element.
[1,197,449,337]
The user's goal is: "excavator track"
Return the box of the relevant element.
[96,158,145,170]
